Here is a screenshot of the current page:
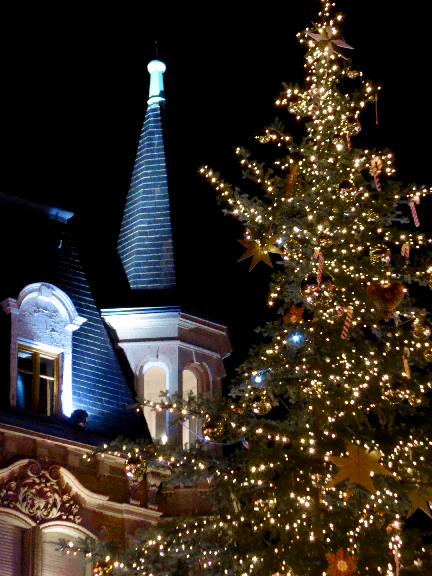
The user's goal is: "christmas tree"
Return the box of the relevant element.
[87,2,432,575]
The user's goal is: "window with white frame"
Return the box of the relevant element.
[41,528,92,576]
[17,344,59,415]
[182,363,211,449]
[143,365,168,441]
[0,517,25,576]
[0,511,35,576]
[1,283,86,418]
[182,368,198,449]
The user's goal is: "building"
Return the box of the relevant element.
[0,56,231,576]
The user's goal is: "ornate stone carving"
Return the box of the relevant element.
[18,301,70,349]
[0,460,81,524]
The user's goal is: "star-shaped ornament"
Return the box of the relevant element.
[306,25,353,59]
[327,441,391,494]
[407,477,432,519]
[325,549,357,576]
[283,304,304,324]
[237,236,283,271]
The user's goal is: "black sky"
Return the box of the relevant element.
[0,2,431,378]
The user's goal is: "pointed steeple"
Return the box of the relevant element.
[117,55,176,290]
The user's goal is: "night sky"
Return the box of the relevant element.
[0,2,431,379]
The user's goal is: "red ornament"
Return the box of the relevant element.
[325,548,357,576]
[283,304,304,324]
[366,282,405,320]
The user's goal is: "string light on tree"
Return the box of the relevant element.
[80,2,432,574]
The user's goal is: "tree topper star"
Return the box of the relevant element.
[306,25,353,59]
[237,236,283,271]
[327,441,391,494]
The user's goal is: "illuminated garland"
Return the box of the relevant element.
[78,2,432,574]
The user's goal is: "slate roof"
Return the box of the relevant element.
[117,102,176,290]
[0,192,149,440]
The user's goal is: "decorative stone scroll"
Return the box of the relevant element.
[0,460,81,524]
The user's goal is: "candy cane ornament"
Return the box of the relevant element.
[409,195,420,227]
[337,306,354,339]
[403,347,410,379]
[311,89,322,117]
[370,157,383,191]
[401,243,410,258]
[313,248,324,284]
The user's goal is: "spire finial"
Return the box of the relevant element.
[117,47,175,291]
[147,46,165,105]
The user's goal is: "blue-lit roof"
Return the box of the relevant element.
[117,61,176,291]
[0,197,148,440]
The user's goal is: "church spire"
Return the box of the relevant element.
[117,55,176,290]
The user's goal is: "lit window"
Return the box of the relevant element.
[41,530,90,576]
[143,365,167,440]
[182,368,198,449]
[17,345,59,416]
[1,282,86,417]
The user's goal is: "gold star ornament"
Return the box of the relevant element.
[237,236,283,271]
[327,441,392,494]
[407,477,432,519]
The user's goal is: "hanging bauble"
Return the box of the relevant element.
[424,347,432,362]
[301,274,334,305]
[93,560,113,576]
[301,275,320,305]
[408,392,422,407]
[365,209,379,222]
[332,136,345,150]
[315,276,334,304]
[412,318,432,340]
[250,392,273,416]
[366,282,405,320]
[202,416,224,442]
[383,380,406,403]
[347,68,360,79]
[338,180,357,201]
[125,454,147,479]
[369,244,391,265]
[255,129,279,144]
[254,492,277,512]
[287,93,302,115]
[346,116,361,135]
[320,237,333,248]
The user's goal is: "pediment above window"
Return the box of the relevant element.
[3,283,86,332]
[1,282,87,416]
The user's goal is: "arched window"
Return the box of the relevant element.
[41,522,94,576]
[0,517,27,576]
[182,369,198,448]
[1,282,86,418]
[182,363,211,449]
[143,363,168,441]
[0,512,94,576]
[0,510,34,576]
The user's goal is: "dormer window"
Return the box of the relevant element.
[17,344,59,415]
[1,282,86,417]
